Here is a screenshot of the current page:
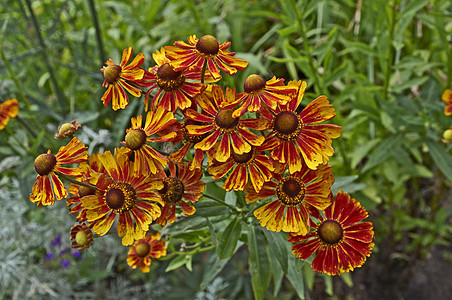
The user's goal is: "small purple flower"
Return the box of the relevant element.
[60,248,68,255]
[61,260,70,268]
[72,250,82,259]
[45,253,53,260]
[51,236,62,247]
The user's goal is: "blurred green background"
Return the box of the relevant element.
[1,0,451,299]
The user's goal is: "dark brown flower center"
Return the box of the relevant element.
[244,74,266,93]
[273,111,302,141]
[135,242,151,258]
[318,220,343,245]
[196,35,219,55]
[125,129,147,150]
[78,180,96,197]
[103,65,122,84]
[105,182,136,213]
[276,177,306,206]
[159,178,185,203]
[215,109,239,130]
[156,63,186,91]
[231,148,254,165]
[34,153,57,176]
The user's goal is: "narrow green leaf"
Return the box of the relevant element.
[248,225,271,300]
[262,228,289,274]
[270,250,284,296]
[286,254,305,299]
[195,199,229,217]
[361,133,403,173]
[216,216,242,259]
[426,140,452,181]
[165,255,189,272]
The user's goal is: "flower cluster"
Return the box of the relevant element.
[29,34,374,276]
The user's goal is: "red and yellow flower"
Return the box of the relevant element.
[442,88,452,116]
[208,137,278,192]
[151,161,205,226]
[127,232,167,273]
[226,75,297,118]
[288,191,374,276]
[261,80,342,173]
[143,47,208,112]
[169,118,212,170]
[67,154,106,222]
[30,137,88,206]
[0,98,19,130]
[165,35,248,81]
[100,47,146,111]
[185,85,266,163]
[81,148,163,246]
[121,107,177,176]
[245,164,334,235]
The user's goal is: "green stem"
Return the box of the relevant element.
[24,0,66,108]
[200,60,207,84]
[160,244,216,261]
[88,0,106,65]
[383,0,399,101]
[202,193,241,212]
[291,0,322,94]
[58,173,99,190]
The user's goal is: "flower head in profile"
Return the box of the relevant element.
[261,80,342,173]
[101,47,146,111]
[442,88,452,116]
[121,107,177,176]
[226,75,297,118]
[30,137,88,206]
[245,164,334,235]
[127,232,167,273]
[288,191,374,276]
[143,47,208,112]
[169,118,211,170]
[81,148,163,246]
[185,85,266,163]
[165,35,248,80]
[0,98,19,130]
[70,223,94,251]
[208,137,278,192]
[54,120,81,139]
[150,161,205,226]
[67,154,105,222]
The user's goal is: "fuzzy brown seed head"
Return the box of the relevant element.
[34,153,57,176]
[276,177,306,206]
[244,74,266,93]
[231,148,254,165]
[135,242,151,258]
[318,220,343,245]
[196,35,219,55]
[78,180,96,197]
[215,109,239,130]
[159,178,185,204]
[157,63,182,81]
[105,182,136,213]
[103,65,122,84]
[125,129,147,150]
[273,111,302,141]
